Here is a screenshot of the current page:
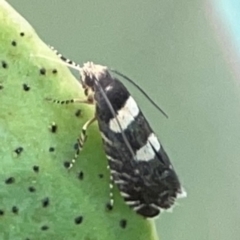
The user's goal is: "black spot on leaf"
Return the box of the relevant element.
[11,41,17,46]
[52,69,57,74]
[120,219,127,229]
[42,197,50,208]
[20,32,25,37]
[1,61,8,68]
[75,109,82,117]
[28,186,36,192]
[12,206,18,214]
[106,203,113,211]
[73,142,78,150]
[23,83,30,91]
[63,161,71,169]
[0,85,3,90]
[5,177,15,184]
[74,216,83,225]
[78,171,84,180]
[49,147,55,152]
[0,210,4,216]
[41,225,49,231]
[98,174,104,179]
[14,146,23,155]
[49,122,57,133]
[39,68,46,75]
[33,165,39,173]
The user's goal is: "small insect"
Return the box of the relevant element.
[37,47,186,218]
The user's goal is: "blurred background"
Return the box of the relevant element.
[7,0,240,239]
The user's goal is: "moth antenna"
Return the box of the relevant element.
[110,69,168,119]
[94,79,136,160]
[48,45,80,68]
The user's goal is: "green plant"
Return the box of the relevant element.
[0,1,158,239]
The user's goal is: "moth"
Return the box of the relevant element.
[42,48,186,218]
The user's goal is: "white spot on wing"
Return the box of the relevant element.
[120,192,130,198]
[177,187,187,199]
[105,85,113,91]
[136,133,161,161]
[109,96,139,132]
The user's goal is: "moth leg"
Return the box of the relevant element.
[46,95,95,169]
[45,86,95,105]
[69,116,97,169]
[106,170,115,211]
[45,97,94,105]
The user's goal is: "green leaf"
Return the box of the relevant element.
[0,1,158,239]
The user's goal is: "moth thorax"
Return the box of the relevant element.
[80,62,109,89]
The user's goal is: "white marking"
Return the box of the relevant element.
[109,184,113,189]
[135,133,161,161]
[120,192,130,198]
[110,170,118,175]
[105,85,113,92]
[177,187,187,199]
[150,203,160,209]
[106,155,113,160]
[109,96,139,133]
[100,132,113,145]
[121,173,132,179]
[134,169,140,175]
[114,180,127,184]
[126,200,140,206]
[133,204,145,211]
[106,155,119,163]
[133,203,163,219]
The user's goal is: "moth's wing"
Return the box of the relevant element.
[96,77,186,217]
[126,109,186,205]
[99,108,185,217]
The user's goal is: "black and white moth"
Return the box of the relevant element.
[43,48,186,218]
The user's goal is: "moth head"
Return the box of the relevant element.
[80,62,108,91]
